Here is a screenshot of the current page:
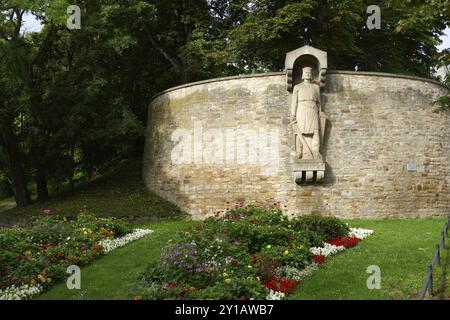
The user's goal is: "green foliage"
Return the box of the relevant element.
[1,159,184,218]
[0,210,133,292]
[260,245,311,269]
[224,0,448,75]
[433,94,450,112]
[289,214,350,241]
[134,204,351,300]
[190,277,268,300]
[0,177,13,200]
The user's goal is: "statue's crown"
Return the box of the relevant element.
[302,67,313,80]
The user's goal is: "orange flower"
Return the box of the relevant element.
[133,295,142,301]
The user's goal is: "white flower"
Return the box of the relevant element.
[98,228,154,254]
[0,284,43,300]
[348,228,374,239]
[266,290,285,300]
[310,243,345,256]
[275,263,318,281]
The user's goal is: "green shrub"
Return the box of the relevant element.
[0,210,133,294]
[189,277,268,300]
[135,204,351,300]
[289,214,349,241]
[260,245,311,269]
[0,178,13,200]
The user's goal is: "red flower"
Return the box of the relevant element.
[176,290,186,297]
[344,237,360,248]
[261,277,298,294]
[313,255,325,265]
[231,259,238,267]
[251,255,258,265]
[167,282,176,289]
[327,236,360,249]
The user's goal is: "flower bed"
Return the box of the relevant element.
[132,204,373,300]
[0,209,153,300]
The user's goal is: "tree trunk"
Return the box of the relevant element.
[9,161,30,207]
[36,166,49,201]
[2,139,30,207]
[68,144,75,191]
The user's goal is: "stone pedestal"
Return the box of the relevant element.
[293,160,325,184]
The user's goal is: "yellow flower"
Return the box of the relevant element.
[284,250,289,255]
[38,275,46,283]
[46,278,52,283]
[189,286,196,291]
[31,278,37,285]
[224,278,232,284]
[288,225,292,228]
[266,245,271,249]
[247,265,252,269]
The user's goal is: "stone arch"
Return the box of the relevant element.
[285,45,328,91]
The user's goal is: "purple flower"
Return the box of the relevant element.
[42,209,53,216]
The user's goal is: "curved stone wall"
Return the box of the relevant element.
[143,71,449,219]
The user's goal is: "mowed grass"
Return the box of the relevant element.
[36,219,198,300]
[0,159,183,219]
[290,217,448,300]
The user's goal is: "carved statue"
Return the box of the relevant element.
[290,66,325,160]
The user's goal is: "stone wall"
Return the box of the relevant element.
[143,71,450,219]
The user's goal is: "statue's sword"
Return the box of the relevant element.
[291,120,313,158]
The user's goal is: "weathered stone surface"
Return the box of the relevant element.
[143,71,450,220]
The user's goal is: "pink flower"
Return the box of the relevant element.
[42,209,53,216]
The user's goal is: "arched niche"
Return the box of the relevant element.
[285,45,328,91]
[292,54,320,87]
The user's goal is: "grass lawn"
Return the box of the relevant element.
[36,216,450,300]
[36,219,198,300]
[0,197,15,212]
[290,217,448,300]
[0,159,183,219]
[432,239,450,300]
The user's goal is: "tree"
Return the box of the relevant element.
[223,0,449,76]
